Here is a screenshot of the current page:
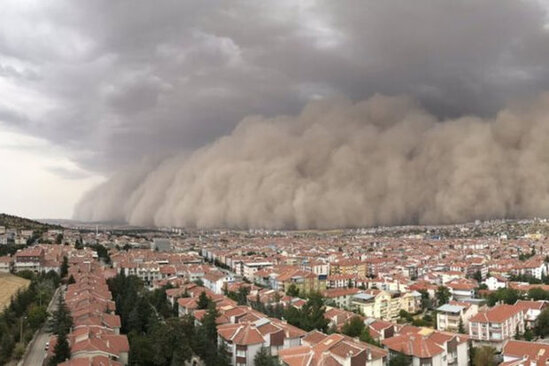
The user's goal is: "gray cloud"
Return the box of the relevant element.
[1,0,549,225]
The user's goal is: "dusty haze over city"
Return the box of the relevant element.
[2,0,549,228]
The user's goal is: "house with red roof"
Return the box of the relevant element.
[382,327,469,366]
[279,331,387,366]
[501,339,549,366]
[469,304,524,349]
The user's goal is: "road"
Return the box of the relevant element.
[21,286,62,366]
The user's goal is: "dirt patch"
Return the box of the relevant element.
[0,273,30,310]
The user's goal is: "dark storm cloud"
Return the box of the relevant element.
[2,0,549,226]
[2,0,548,171]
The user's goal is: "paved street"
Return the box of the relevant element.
[21,286,62,366]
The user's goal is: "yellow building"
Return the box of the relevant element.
[277,269,327,295]
[352,290,419,320]
[330,259,367,277]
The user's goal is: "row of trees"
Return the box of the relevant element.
[48,296,73,365]
[107,273,230,366]
[0,271,59,364]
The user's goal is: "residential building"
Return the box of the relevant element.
[383,327,469,366]
[469,304,524,350]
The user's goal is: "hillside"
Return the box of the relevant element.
[0,213,63,231]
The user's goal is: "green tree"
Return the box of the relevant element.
[27,304,48,329]
[472,270,482,283]
[74,239,84,250]
[49,330,71,365]
[237,286,250,305]
[389,352,412,366]
[197,291,212,310]
[55,233,63,245]
[524,328,534,341]
[286,284,300,297]
[527,287,548,301]
[458,317,465,334]
[60,256,69,278]
[49,296,73,335]
[435,286,451,305]
[487,288,521,306]
[341,316,365,338]
[300,292,329,332]
[418,289,431,310]
[472,346,496,366]
[359,327,381,347]
[514,325,521,340]
[254,346,279,366]
[536,307,549,337]
[67,275,76,285]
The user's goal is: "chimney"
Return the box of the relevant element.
[366,349,371,360]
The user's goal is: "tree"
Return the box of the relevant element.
[202,304,220,344]
[418,289,431,310]
[286,284,299,297]
[197,291,212,310]
[514,325,521,340]
[435,286,451,305]
[359,327,381,347]
[527,287,548,301]
[49,330,71,365]
[60,256,69,278]
[341,316,365,338]
[283,292,329,332]
[487,288,521,306]
[254,346,279,366]
[74,239,84,250]
[458,317,465,334]
[55,233,63,245]
[300,292,329,332]
[67,275,76,285]
[472,270,482,283]
[536,307,549,337]
[524,328,534,341]
[472,346,496,366]
[389,352,412,366]
[27,304,48,329]
[49,296,73,335]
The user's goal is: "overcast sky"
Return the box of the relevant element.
[2,0,549,219]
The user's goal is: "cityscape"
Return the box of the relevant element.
[3,1,549,366]
[2,216,549,365]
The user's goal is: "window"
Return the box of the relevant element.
[236,350,246,357]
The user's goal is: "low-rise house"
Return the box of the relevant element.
[383,327,469,366]
[446,278,477,301]
[203,271,233,294]
[218,317,306,366]
[514,300,547,329]
[485,275,509,291]
[469,304,524,349]
[279,332,387,366]
[14,246,44,272]
[436,301,478,333]
[323,288,361,309]
[501,339,549,366]
[242,260,273,281]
